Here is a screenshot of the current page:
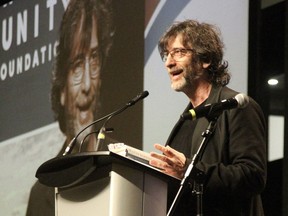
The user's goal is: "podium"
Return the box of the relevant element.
[36,151,178,216]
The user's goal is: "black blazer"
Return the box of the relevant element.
[166,85,267,216]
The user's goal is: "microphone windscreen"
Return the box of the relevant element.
[235,93,249,108]
[141,90,149,99]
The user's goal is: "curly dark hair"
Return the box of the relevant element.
[158,19,230,86]
[51,0,114,133]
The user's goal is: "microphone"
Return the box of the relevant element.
[62,90,149,156]
[94,126,106,152]
[94,90,149,151]
[181,93,249,120]
[127,90,149,106]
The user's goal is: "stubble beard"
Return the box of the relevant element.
[171,76,187,92]
[171,65,198,93]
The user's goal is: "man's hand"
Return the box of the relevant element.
[149,143,186,179]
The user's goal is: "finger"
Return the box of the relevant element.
[150,152,175,168]
[151,151,172,164]
[152,147,182,166]
[164,146,187,167]
[154,144,178,158]
[154,144,175,158]
[150,152,165,160]
[164,145,183,158]
[151,151,180,168]
[150,157,184,179]
[164,156,180,167]
[154,143,166,153]
[149,158,166,170]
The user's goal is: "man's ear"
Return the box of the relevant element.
[60,88,66,106]
[202,62,210,69]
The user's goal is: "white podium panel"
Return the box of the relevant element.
[55,163,167,216]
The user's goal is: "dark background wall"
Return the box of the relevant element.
[256,1,287,216]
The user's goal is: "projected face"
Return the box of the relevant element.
[60,17,101,146]
[164,35,209,93]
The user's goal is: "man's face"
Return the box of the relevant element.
[61,17,101,140]
[164,35,208,93]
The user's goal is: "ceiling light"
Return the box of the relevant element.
[268,79,278,86]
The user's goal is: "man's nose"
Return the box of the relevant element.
[165,54,176,68]
[81,57,91,92]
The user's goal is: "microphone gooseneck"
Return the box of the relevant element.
[78,128,114,153]
[94,115,112,152]
[94,90,149,151]
[62,90,149,156]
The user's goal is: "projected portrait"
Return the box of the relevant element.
[51,0,114,153]
[26,0,114,215]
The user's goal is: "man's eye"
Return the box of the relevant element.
[91,51,99,60]
[174,49,182,55]
[72,60,84,70]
